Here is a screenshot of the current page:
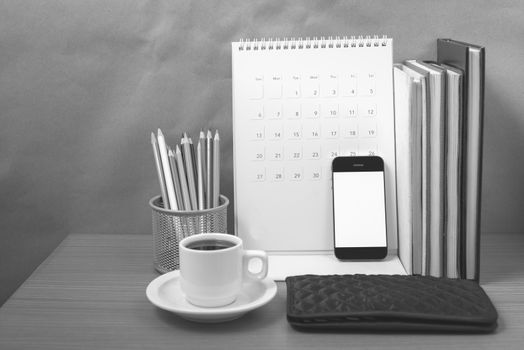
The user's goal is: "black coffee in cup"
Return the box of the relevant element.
[186,239,236,251]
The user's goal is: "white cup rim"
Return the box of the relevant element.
[179,233,241,254]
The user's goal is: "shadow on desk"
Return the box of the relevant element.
[480,232,524,284]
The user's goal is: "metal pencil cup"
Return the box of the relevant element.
[149,195,229,273]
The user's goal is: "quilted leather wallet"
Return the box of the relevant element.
[286,274,498,332]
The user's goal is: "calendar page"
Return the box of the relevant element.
[232,37,397,253]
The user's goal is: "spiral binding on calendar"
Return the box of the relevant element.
[237,35,389,51]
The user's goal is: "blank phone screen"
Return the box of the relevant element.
[333,171,387,248]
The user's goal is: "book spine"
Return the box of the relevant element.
[465,48,485,282]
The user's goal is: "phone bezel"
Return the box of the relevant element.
[332,156,388,260]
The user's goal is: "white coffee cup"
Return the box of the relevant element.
[179,233,268,308]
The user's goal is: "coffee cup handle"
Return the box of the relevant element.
[243,250,268,280]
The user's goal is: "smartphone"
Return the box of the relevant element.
[332,156,388,260]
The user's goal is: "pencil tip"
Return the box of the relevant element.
[207,129,212,137]
[214,131,220,140]
[168,148,174,156]
[151,132,156,143]
[157,128,163,137]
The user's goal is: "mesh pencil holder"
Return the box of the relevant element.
[149,195,229,273]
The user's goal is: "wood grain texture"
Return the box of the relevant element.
[0,233,523,349]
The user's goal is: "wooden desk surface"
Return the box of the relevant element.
[0,233,523,349]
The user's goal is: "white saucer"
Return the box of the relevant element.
[146,271,277,323]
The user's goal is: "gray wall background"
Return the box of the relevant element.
[1,0,523,305]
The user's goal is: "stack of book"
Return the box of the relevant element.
[394,39,485,281]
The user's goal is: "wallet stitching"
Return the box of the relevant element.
[285,275,498,327]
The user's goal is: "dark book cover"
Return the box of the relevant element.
[437,39,485,282]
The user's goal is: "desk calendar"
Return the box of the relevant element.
[232,36,403,278]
